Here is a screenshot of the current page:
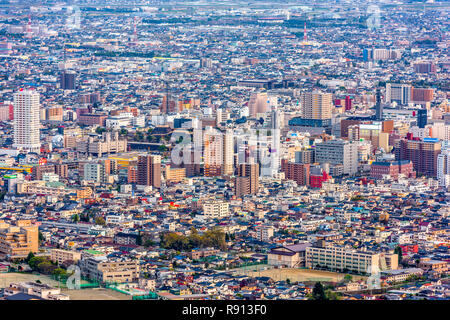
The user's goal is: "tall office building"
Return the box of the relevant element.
[13,89,41,154]
[60,71,77,90]
[375,88,383,121]
[437,150,450,187]
[235,162,259,197]
[301,91,333,120]
[137,154,161,187]
[386,83,412,105]
[417,109,428,129]
[315,139,359,175]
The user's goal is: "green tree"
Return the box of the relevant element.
[326,289,340,300]
[144,239,155,247]
[38,231,44,243]
[95,216,106,226]
[28,256,46,270]
[37,261,55,274]
[343,274,353,283]
[311,282,327,300]
[95,127,107,134]
[120,128,128,136]
[72,214,80,223]
[52,268,67,276]
[394,246,403,265]
[25,252,35,263]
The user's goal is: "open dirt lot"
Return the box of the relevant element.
[0,273,132,300]
[61,288,132,300]
[0,272,91,288]
[233,267,367,283]
[0,272,61,288]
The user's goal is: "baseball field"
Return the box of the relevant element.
[232,266,367,283]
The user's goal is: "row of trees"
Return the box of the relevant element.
[25,253,67,277]
[160,227,227,251]
[94,50,156,58]
[71,214,105,225]
[310,282,341,300]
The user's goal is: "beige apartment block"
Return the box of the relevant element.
[0,220,39,257]
[305,246,398,274]
[50,249,82,265]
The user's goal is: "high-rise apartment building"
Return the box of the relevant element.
[386,83,412,105]
[295,149,315,164]
[344,95,352,111]
[59,71,76,90]
[315,139,358,175]
[413,61,436,74]
[412,88,434,104]
[13,89,41,154]
[84,162,107,184]
[137,154,161,188]
[363,48,402,62]
[0,101,13,121]
[0,220,39,256]
[301,91,333,120]
[204,127,223,177]
[223,129,234,175]
[437,150,450,187]
[235,162,259,197]
[395,138,441,177]
[281,160,310,186]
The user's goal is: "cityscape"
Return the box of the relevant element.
[0,0,449,304]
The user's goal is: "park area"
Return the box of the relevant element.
[232,266,367,283]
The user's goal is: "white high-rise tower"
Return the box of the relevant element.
[437,150,450,187]
[13,89,41,154]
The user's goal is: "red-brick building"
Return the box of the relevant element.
[370,160,416,180]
